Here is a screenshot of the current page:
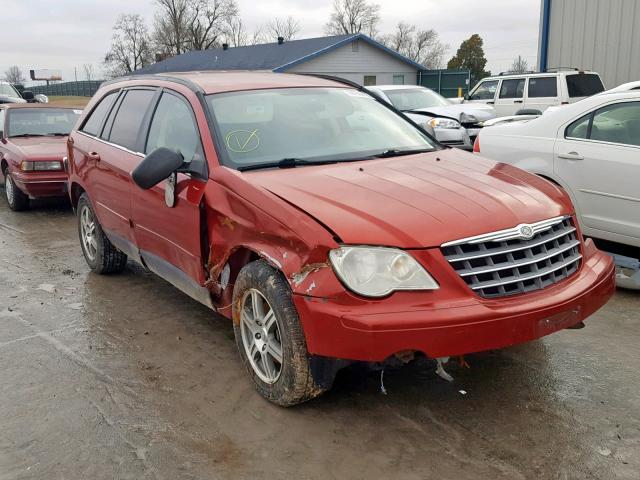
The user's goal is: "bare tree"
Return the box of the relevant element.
[153,0,191,55]
[380,23,448,69]
[510,55,529,74]
[325,0,380,37]
[104,14,153,77]
[249,26,267,45]
[188,0,238,50]
[224,17,247,47]
[82,64,95,82]
[266,16,300,42]
[4,66,25,85]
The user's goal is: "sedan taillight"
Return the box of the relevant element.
[473,136,480,153]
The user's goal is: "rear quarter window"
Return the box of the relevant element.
[528,77,558,98]
[81,91,119,136]
[566,74,605,97]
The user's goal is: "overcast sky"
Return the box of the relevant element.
[1,0,541,85]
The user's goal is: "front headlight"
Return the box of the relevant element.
[329,246,439,297]
[20,160,63,171]
[427,118,461,130]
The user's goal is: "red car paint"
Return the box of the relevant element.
[0,104,77,199]
[67,72,615,364]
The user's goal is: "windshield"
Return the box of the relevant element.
[8,108,81,137]
[0,83,21,98]
[207,87,436,170]
[383,88,451,110]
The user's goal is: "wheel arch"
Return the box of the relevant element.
[69,182,86,209]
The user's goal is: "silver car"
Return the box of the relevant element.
[367,85,496,150]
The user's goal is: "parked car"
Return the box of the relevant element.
[0,81,27,104]
[67,72,615,406]
[367,85,495,149]
[475,90,640,250]
[0,104,81,210]
[464,70,605,116]
[0,81,48,104]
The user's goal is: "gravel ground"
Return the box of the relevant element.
[0,196,638,480]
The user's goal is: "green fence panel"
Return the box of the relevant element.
[28,80,104,97]
[418,70,471,98]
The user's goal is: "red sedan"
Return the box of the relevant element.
[67,72,615,405]
[1,104,81,210]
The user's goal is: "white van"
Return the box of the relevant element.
[463,70,605,117]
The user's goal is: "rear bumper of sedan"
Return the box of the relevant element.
[294,239,615,362]
[13,171,68,198]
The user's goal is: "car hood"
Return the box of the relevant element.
[10,137,68,159]
[246,149,571,248]
[409,104,496,122]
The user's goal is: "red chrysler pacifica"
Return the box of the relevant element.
[66,72,615,405]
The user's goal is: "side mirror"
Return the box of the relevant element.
[21,90,35,101]
[132,147,184,190]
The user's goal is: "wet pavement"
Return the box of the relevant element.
[0,196,638,480]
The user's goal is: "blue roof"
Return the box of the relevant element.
[134,33,426,75]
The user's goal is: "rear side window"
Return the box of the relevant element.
[469,80,498,100]
[566,74,605,97]
[108,89,155,151]
[145,92,201,162]
[528,77,557,98]
[591,102,640,146]
[499,78,525,99]
[81,91,118,136]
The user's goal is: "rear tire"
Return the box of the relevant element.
[232,260,326,406]
[4,172,30,211]
[77,193,127,274]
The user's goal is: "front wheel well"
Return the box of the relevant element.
[1,159,7,175]
[537,173,562,187]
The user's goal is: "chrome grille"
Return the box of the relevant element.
[441,216,581,298]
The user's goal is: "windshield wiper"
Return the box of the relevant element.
[373,148,433,158]
[10,134,45,138]
[237,157,338,172]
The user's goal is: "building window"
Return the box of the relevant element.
[351,40,359,52]
[393,75,404,85]
[364,75,376,86]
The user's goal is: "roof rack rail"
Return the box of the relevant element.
[497,70,539,76]
[544,67,580,72]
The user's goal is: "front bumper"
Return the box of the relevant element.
[13,171,68,198]
[294,239,615,362]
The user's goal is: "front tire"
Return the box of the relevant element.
[232,260,325,406]
[4,172,30,211]
[77,193,127,274]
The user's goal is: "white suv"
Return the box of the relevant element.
[464,70,605,117]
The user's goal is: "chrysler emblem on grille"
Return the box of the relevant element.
[519,225,534,239]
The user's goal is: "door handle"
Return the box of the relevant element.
[514,100,523,104]
[88,151,101,162]
[558,152,584,160]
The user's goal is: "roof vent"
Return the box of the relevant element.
[278,37,284,45]
[222,43,229,50]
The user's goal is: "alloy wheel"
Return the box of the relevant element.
[80,204,97,261]
[240,288,284,384]
[5,175,15,205]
